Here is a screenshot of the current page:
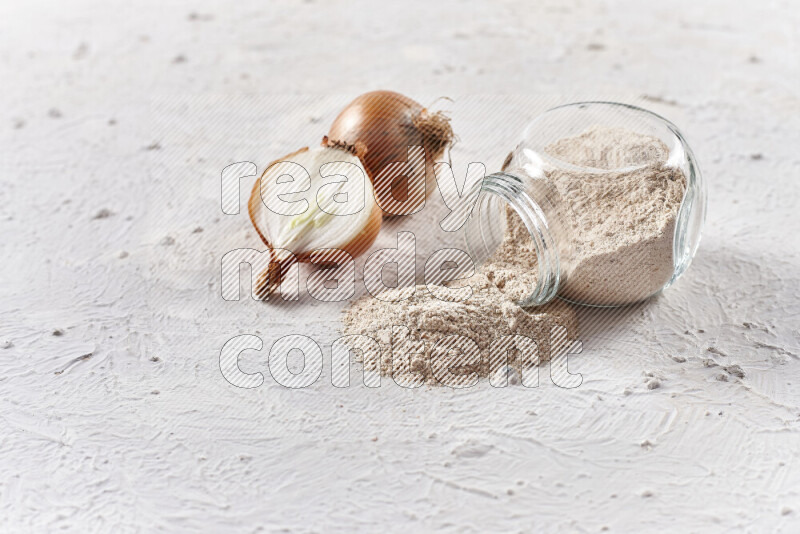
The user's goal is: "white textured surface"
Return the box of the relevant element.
[2,0,799,532]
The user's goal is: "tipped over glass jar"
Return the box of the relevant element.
[464,102,706,308]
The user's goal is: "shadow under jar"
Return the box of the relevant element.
[464,102,706,308]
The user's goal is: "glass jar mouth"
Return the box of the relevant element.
[465,172,561,307]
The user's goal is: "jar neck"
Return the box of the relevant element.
[466,171,562,306]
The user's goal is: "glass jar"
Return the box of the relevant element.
[464,102,706,307]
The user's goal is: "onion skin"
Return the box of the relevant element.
[328,90,454,217]
[247,146,382,298]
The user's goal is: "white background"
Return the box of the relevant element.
[1,0,799,532]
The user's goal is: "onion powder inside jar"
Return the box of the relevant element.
[464,102,706,308]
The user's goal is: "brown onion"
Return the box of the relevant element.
[328,90,454,217]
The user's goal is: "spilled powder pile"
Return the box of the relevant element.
[341,274,577,386]
[543,126,687,305]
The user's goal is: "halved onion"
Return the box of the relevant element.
[248,143,382,297]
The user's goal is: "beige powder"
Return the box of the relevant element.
[496,125,687,305]
[341,274,577,386]
[478,206,541,303]
[544,126,686,305]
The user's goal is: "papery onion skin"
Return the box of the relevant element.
[328,90,454,217]
[247,146,382,298]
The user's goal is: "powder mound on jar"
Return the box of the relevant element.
[340,276,577,386]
